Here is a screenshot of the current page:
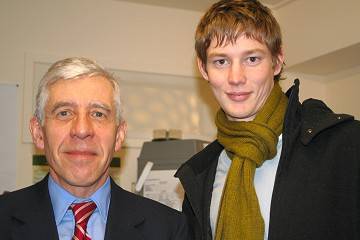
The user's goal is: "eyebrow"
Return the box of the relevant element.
[50,101,76,114]
[90,102,112,113]
[207,53,228,59]
[242,49,267,56]
[50,101,112,114]
[207,48,267,59]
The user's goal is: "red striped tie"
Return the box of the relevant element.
[70,201,97,240]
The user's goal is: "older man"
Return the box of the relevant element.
[0,57,190,240]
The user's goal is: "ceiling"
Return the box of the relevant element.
[117,0,293,11]
[287,43,360,76]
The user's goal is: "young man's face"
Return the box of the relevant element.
[198,35,283,121]
[30,76,126,197]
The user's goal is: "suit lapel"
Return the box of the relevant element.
[11,176,59,240]
[104,179,146,240]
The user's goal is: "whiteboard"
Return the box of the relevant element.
[0,84,18,193]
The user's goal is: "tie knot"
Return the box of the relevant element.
[70,201,97,225]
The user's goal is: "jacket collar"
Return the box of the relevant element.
[286,79,354,145]
[104,178,147,240]
[9,175,59,239]
[300,98,353,145]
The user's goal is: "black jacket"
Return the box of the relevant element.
[175,80,360,240]
[0,176,191,240]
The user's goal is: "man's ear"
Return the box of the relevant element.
[197,57,209,81]
[273,49,285,76]
[29,117,45,150]
[115,121,127,152]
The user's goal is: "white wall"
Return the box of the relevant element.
[276,0,360,67]
[280,72,326,102]
[1,0,201,76]
[325,69,360,120]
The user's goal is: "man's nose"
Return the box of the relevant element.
[228,64,246,85]
[70,114,94,139]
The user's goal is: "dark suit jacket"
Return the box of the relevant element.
[0,175,191,240]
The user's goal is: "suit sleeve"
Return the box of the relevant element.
[0,194,13,239]
[172,211,193,240]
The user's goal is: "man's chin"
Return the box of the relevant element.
[66,175,98,188]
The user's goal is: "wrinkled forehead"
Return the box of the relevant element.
[46,76,115,105]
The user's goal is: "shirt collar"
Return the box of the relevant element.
[48,175,111,225]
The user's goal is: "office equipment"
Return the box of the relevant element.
[137,139,208,210]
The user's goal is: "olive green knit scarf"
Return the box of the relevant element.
[214,83,288,240]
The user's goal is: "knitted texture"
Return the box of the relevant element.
[214,83,288,240]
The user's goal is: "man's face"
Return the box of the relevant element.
[30,76,126,197]
[198,35,283,121]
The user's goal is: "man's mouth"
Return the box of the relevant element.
[62,149,98,160]
[227,91,251,101]
[64,151,97,156]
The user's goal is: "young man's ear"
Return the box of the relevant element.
[273,49,285,76]
[29,117,45,150]
[115,121,127,152]
[197,57,209,81]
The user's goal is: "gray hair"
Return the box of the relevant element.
[35,57,123,124]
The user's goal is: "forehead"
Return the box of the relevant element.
[207,35,269,54]
[46,76,114,107]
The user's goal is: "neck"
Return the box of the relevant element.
[49,171,109,198]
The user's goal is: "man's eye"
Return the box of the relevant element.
[58,111,69,117]
[92,111,106,118]
[246,56,261,65]
[249,57,257,62]
[214,59,229,67]
[55,110,72,119]
[95,112,103,117]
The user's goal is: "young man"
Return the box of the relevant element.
[0,57,190,240]
[175,1,360,240]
